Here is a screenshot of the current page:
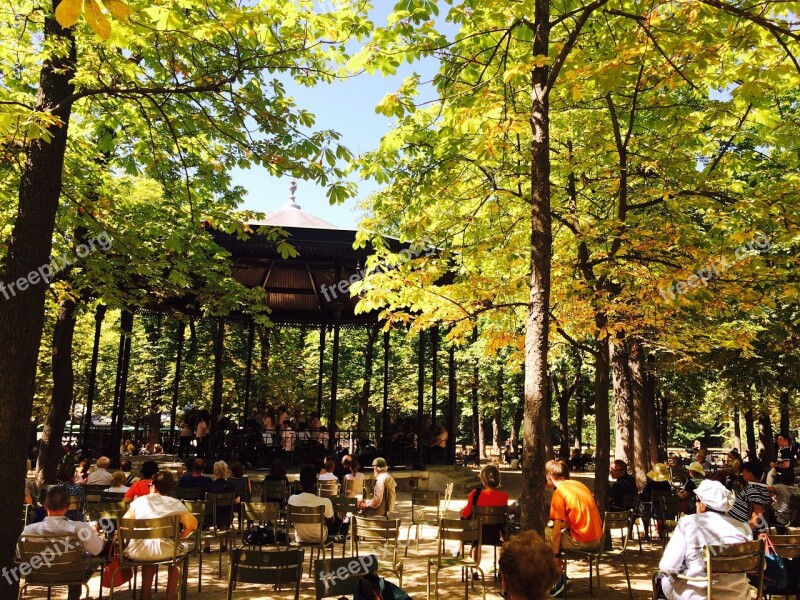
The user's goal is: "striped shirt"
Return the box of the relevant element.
[728,482,771,532]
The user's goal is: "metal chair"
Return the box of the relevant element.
[287,504,335,577]
[100,491,126,503]
[473,505,508,580]
[203,491,237,578]
[659,495,683,545]
[442,483,454,515]
[621,493,643,552]
[353,516,404,586]
[262,480,290,506]
[112,515,189,600]
[329,496,358,557]
[241,502,287,546]
[83,484,108,504]
[675,539,765,600]
[16,534,103,600]
[181,500,208,592]
[227,547,304,600]
[316,481,340,498]
[759,534,800,599]
[314,554,378,599]
[405,490,441,556]
[427,518,485,600]
[342,477,364,498]
[174,486,203,501]
[563,510,633,600]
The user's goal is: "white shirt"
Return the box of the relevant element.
[22,516,104,557]
[318,473,338,481]
[287,492,333,543]
[125,494,190,561]
[104,485,129,493]
[86,468,113,486]
[659,511,751,600]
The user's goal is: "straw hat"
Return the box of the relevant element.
[647,463,671,482]
[687,462,705,476]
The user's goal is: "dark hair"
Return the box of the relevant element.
[120,458,132,472]
[151,470,175,494]
[191,458,205,473]
[742,461,764,479]
[140,460,160,479]
[299,464,318,492]
[480,464,501,489]
[269,459,287,479]
[230,462,245,478]
[613,460,628,472]
[56,462,75,483]
[350,459,360,474]
[323,460,335,473]
[498,531,559,600]
[45,485,71,511]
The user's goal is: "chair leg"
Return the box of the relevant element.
[588,557,593,595]
[427,563,431,600]
[406,524,413,557]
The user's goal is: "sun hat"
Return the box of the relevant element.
[694,479,736,513]
[372,457,387,469]
[647,463,671,482]
[687,462,705,476]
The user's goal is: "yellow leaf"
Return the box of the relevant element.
[101,0,131,21]
[55,0,83,28]
[84,0,111,39]
[571,86,583,101]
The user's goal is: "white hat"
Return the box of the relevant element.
[694,480,735,513]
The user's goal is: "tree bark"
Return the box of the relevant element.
[758,408,775,465]
[593,328,611,515]
[357,324,380,439]
[169,321,185,449]
[82,303,106,445]
[35,297,79,485]
[627,338,650,488]
[574,393,584,448]
[644,359,661,462]
[472,351,483,458]
[733,405,742,454]
[744,384,757,458]
[610,335,634,467]
[111,310,134,458]
[492,365,504,452]
[544,373,555,461]
[209,319,225,458]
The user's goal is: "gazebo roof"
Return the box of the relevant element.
[251,181,339,230]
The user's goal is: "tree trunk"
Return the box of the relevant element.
[209,319,225,458]
[492,365,503,452]
[82,304,106,446]
[472,353,483,458]
[357,325,379,440]
[112,310,133,458]
[558,376,570,457]
[544,374,555,461]
[610,335,634,467]
[628,338,650,489]
[733,405,742,454]
[758,409,775,465]
[0,5,77,581]
[780,390,790,437]
[259,324,270,399]
[645,356,661,462]
[35,297,79,485]
[574,393,584,448]
[659,391,669,458]
[744,385,757,458]
[593,330,611,515]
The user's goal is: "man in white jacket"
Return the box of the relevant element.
[655,479,752,600]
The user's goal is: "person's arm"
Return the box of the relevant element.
[179,511,198,538]
[78,523,105,556]
[551,518,563,556]
[460,490,476,519]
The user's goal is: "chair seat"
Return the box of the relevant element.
[429,557,481,569]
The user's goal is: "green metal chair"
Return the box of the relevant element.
[427,518,484,600]
[227,548,304,600]
[314,554,378,600]
[287,504,335,577]
[16,534,103,600]
[405,490,441,556]
[354,516,404,586]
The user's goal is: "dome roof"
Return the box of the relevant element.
[250,181,338,230]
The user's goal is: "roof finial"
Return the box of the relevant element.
[289,180,298,208]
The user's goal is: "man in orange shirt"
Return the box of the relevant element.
[545,459,603,596]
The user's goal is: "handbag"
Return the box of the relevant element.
[101,541,132,589]
[749,533,788,591]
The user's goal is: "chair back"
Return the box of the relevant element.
[343,478,363,498]
[442,482,454,513]
[704,539,765,600]
[243,501,281,523]
[100,491,126,502]
[87,502,128,531]
[411,490,441,525]
[17,534,87,585]
[229,548,304,599]
[601,510,632,552]
[435,519,481,565]
[659,495,682,521]
[330,497,358,519]
[288,504,328,542]
[117,515,182,562]
[771,534,800,559]
[353,517,401,564]
[205,491,236,531]
[181,500,207,552]
[314,555,378,599]
[473,505,508,548]
[84,484,107,504]
[262,480,290,503]
[317,481,340,498]
[230,479,249,502]
[68,494,82,513]
[622,493,639,511]
[174,486,203,500]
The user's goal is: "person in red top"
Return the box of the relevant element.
[545,459,602,596]
[123,460,160,502]
[461,464,509,562]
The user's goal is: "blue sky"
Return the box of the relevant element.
[232,4,439,230]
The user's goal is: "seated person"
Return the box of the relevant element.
[124,460,160,502]
[203,460,239,552]
[55,461,85,521]
[287,464,334,543]
[86,456,113,486]
[609,460,638,511]
[123,470,197,600]
[767,482,800,529]
[728,461,771,536]
[20,486,104,600]
[358,457,396,517]
[640,462,673,540]
[498,531,560,600]
[177,458,213,495]
[654,480,750,600]
[227,461,251,502]
[677,462,705,514]
[318,460,338,482]
[343,458,365,497]
[460,465,509,562]
[104,470,130,493]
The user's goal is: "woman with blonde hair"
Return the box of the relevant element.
[460,464,509,562]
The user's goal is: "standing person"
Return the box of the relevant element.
[124,460,161,502]
[287,464,335,543]
[123,470,197,600]
[768,433,794,485]
[654,480,751,600]
[498,531,560,600]
[728,461,772,536]
[195,411,210,459]
[544,459,603,597]
[608,460,639,511]
[178,417,194,459]
[20,486,104,600]
[460,465,509,563]
[358,457,396,517]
